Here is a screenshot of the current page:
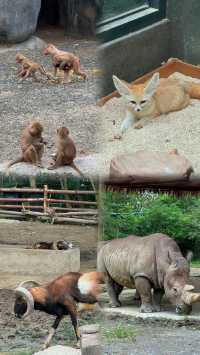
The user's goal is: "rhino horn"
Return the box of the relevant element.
[184,284,194,292]
[182,287,200,305]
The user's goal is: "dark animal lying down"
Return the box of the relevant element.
[32,240,73,250]
[14,271,104,349]
[98,233,200,314]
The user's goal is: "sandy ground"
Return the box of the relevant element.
[0,29,102,167]
[99,73,200,179]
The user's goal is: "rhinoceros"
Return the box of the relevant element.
[98,233,200,314]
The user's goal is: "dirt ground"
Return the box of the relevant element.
[1,288,200,354]
[0,28,101,167]
[99,73,200,179]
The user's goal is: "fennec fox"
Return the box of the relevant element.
[113,73,200,139]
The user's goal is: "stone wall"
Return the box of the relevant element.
[0,0,41,43]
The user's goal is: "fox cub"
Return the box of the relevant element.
[113,73,200,139]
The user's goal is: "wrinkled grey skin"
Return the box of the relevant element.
[98,234,192,314]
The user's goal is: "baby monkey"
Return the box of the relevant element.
[7,121,46,168]
[48,127,84,177]
[43,44,87,83]
[16,53,55,82]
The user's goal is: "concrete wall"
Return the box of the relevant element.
[167,0,200,64]
[99,19,171,95]
[0,245,80,277]
[99,0,200,96]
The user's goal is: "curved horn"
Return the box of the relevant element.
[18,280,40,289]
[182,291,200,305]
[15,286,34,318]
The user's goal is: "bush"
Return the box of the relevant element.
[101,191,200,258]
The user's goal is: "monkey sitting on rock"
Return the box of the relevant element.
[48,127,84,177]
[6,123,84,176]
[7,121,46,169]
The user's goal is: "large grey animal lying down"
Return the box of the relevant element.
[98,233,200,314]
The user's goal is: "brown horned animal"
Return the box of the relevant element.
[14,272,104,349]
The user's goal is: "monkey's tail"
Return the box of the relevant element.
[70,162,85,178]
[5,157,23,176]
[7,157,23,168]
[71,162,97,193]
[39,65,57,81]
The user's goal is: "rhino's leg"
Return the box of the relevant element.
[153,289,164,312]
[106,276,123,307]
[133,290,141,301]
[134,277,154,313]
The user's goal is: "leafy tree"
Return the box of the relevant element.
[101,192,200,258]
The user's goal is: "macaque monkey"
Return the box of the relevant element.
[7,121,46,168]
[43,44,87,83]
[48,127,84,177]
[16,53,55,82]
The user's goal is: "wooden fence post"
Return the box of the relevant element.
[43,185,48,213]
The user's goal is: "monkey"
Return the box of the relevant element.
[43,44,87,83]
[48,127,84,177]
[16,53,56,82]
[7,121,46,169]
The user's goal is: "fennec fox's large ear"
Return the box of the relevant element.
[112,75,133,100]
[144,72,160,98]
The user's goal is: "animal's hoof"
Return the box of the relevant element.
[140,304,154,313]
[114,134,122,140]
[42,344,48,350]
[134,123,143,129]
[153,305,161,312]
[76,340,80,349]
[133,294,141,301]
[109,301,121,308]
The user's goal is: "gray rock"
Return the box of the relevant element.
[34,345,81,355]
[0,0,41,43]
[0,154,100,183]
[0,36,46,53]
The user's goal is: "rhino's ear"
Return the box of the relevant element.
[144,72,160,99]
[112,75,133,99]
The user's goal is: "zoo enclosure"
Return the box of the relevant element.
[0,186,98,225]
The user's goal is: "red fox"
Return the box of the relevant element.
[112,73,200,139]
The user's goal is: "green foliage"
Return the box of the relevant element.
[101,191,200,257]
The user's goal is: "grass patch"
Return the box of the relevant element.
[103,323,137,342]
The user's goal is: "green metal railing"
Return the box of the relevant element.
[97,0,167,43]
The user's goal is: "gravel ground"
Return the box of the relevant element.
[0,31,101,167]
[103,324,200,355]
[99,73,200,178]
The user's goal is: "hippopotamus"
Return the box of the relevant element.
[98,233,200,314]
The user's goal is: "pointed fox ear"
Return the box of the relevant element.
[144,72,160,98]
[112,75,132,99]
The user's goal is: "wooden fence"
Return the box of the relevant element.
[0,186,98,225]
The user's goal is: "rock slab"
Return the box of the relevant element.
[0,0,41,43]
[34,345,81,355]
